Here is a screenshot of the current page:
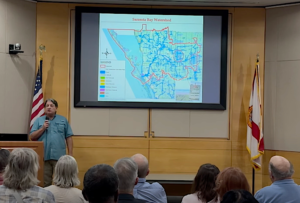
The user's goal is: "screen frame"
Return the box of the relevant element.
[74,6,228,110]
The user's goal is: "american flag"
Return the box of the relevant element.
[30,59,45,129]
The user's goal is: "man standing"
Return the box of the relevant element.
[131,154,167,203]
[30,98,73,187]
[255,155,300,203]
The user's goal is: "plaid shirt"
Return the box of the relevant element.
[0,185,55,203]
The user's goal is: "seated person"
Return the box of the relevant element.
[254,156,300,203]
[114,158,147,203]
[221,190,258,203]
[0,149,10,185]
[215,167,250,202]
[0,148,55,202]
[131,154,167,203]
[45,155,87,203]
[182,163,220,203]
[82,164,119,203]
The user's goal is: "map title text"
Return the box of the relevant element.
[132,18,172,22]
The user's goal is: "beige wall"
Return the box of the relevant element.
[265,5,300,152]
[263,4,300,188]
[0,0,36,134]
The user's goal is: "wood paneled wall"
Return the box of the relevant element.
[230,8,265,191]
[73,137,149,186]
[36,3,70,118]
[37,3,266,191]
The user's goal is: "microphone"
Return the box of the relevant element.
[45,117,49,132]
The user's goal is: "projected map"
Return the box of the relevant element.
[98,14,203,103]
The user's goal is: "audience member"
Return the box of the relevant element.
[131,153,167,203]
[114,158,147,203]
[254,155,300,203]
[82,164,118,203]
[45,155,87,203]
[182,164,220,203]
[0,149,10,185]
[221,190,258,203]
[215,167,250,201]
[0,148,55,202]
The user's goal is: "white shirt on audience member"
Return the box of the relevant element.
[182,193,218,203]
[45,185,87,203]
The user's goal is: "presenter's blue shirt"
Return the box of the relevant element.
[254,179,300,203]
[30,115,73,161]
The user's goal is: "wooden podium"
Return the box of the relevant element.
[0,141,44,187]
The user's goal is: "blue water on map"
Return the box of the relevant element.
[103,29,152,99]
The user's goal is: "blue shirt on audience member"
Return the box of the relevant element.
[30,115,73,161]
[133,178,167,203]
[254,179,300,203]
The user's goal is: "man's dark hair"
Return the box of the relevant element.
[0,149,10,173]
[44,98,58,108]
[82,164,118,203]
[221,190,259,203]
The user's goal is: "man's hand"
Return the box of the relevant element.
[30,121,48,141]
[43,120,49,130]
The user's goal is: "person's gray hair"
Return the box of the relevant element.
[269,161,294,180]
[3,148,39,190]
[113,158,138,193]
[53,155,80,188]
[131,154,149,178]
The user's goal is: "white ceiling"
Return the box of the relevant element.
[36,0,300,7]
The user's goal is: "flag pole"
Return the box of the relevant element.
[39,44,46,84]
[252,53,259,195]
[252,168,255,195]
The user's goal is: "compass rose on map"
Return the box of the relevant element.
[102,48,111,58]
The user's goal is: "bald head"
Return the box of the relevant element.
[131,154,149,178]
[269,156,294,181]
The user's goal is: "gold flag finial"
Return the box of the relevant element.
[39,44,46,60]
[256,54,259,62]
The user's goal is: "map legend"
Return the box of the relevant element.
[99,65,106,98]
[98,60,126,100]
